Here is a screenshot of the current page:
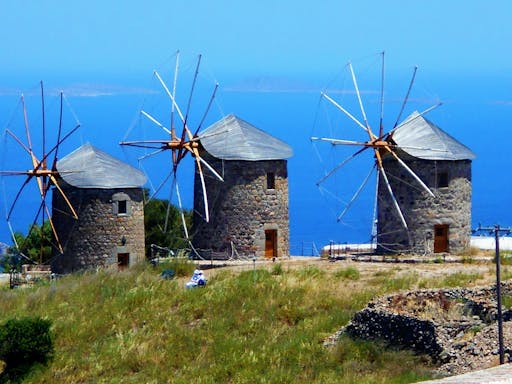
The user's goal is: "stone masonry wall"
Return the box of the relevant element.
[329,284,512,375]
[51,183,145,273]
[192,152,289,258]
[377,154,472,254]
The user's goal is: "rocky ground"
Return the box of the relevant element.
[327,282,512,376]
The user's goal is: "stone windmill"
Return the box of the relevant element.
[192,114,293,259]
[377,112,475,254]
[312,53,475,255]
[51,143,147,273]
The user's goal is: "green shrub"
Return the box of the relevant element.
[0,317,53,382]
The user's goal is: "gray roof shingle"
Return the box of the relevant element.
[57,143,146,189]
[392,111,475,160]
[198,114,293,161]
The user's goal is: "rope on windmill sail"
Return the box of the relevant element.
[188,240,207,261]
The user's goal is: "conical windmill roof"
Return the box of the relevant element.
[392,111,476,161]
[57,143,147,189]
[198,114,293,161]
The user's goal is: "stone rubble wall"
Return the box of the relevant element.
[329,283,512,375]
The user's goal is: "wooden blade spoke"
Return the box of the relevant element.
[389,102,443,136]
[337,164,375,222]
[5,129,31,155]
[170,50,180,138]
[163,175,177,233]
[6,175,34,220]
[194,155,210,223]
[0,171,33,176]
[21,94,34,154]
[194,82,219,137]
[7,221,20,250]
[34,169,45,200]
[384,147,435,197]
[190,147,223,181]
[154,69,193,163]
[371,170,380,241]
[50,175,78,219]
[120,140,168,150]
[183,54,202,132]
[311,137,368,146]
[415,103,444,121]
[393,65,418,128]
[52,91,64,170]
[140,110,171,135]
[316,146,369,186]
[174,177,190,240]
[154,70,187,126]
[348,62,374,139]
[44,201,63,253]
[378,166,408,229]
[41,81,46,160]
[150,169,174,201]
[321,92,369,134]
[29,198,46,237]
[394,144,449,154]
[379,51,385,139]
[137,148,167,161]
[40,123,81,171]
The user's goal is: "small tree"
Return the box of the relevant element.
[0,317,54,382]
[12,221,52,264]
[144,190,191,258]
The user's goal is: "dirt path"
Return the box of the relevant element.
[197,255,501,287]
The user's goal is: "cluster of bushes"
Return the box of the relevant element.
[0,317,53,383]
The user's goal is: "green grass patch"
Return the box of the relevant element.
[334,267,360,280]
[333,335,433,383]
[502,294,512,309]
[439,272,483,288]
[0,263,438,383]
[368,271,420,292]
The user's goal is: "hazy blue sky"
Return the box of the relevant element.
[2,0,511,82]
[1,1,512,248]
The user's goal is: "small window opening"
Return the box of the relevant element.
[437,172,449,188]
[118,200,127,214]
[266,172,275,190]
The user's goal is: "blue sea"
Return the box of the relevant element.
[1,69,511,255]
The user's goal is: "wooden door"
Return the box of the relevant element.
[265,230,277,258]
[118,253,130,270]
[434,225,449,253]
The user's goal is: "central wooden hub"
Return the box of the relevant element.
[28,169,55,177]
[366,140,389,148]
[164,140,199,151]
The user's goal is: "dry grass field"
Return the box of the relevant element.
[1,251,509,383]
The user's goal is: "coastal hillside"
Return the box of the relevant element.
[0,257,507,383]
